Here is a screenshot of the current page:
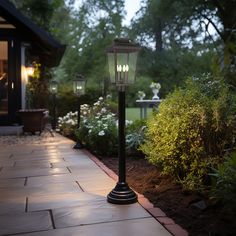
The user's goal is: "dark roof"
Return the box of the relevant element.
[0,0,66,67]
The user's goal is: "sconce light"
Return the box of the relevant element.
[26,65,35,77]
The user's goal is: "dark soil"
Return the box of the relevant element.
[98,155,236,236]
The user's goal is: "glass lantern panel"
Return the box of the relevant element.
[73,80,85,95]
[50,82,58,94]
[127,51,138,84]
[116,52,128,85]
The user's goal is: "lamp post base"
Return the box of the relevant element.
[73,140,83,149]
[107,182,137,205]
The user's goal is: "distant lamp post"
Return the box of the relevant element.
[107,38,140,204]
[49,80,58,130]
[73,74,86,149]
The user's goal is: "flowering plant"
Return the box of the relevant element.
[138,91,145,99]
[58,111,78,136]
[150,82,161,90]
[59,96,138,156]
[75,96,118,155]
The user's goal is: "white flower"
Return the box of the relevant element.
[98,130,105,136]
[150,82,161,90]
[125,120,133,126]
[94,101,100,106]
[101,108,107,113]
[99,97,103,101]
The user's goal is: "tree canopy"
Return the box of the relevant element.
[10,0,236,103]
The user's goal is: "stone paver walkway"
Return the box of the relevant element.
[0,133,186,236]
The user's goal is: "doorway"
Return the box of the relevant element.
[0,39,20,125]
[0,41,8,117]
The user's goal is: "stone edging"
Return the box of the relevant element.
[82,149,189,236]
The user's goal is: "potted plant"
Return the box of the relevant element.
[138,91,146,100]
[150,82,161,100]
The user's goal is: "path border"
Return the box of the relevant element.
[82,149,188,236]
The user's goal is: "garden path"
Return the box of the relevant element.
[0,133,176,236]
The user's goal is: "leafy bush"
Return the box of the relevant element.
[140,75,236,190]
[126,119,147,155]
[210,153,236,213]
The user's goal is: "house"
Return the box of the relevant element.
[0,0,65,126]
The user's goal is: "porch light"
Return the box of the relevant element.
[106,38,140,204]
[26,65,34,77]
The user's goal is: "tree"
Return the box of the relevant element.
[131,0,236,88]
[55,0,126,97]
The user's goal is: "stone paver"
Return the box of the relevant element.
[13,218,171,236]
[53,201,151,228]
[0,133,174,236]
[0,211,53,235]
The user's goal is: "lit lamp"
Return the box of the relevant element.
[49,80,58,130]
[73,74,86,149]
[26,65,35,77]
[107,38,140,204]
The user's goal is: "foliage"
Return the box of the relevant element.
[75,97,118,155]
[53,0,125,96]
[131,0,236,88]
[58,111,77,137]
[141,74,236,190]
[150,82,161,90]
[26,62,50,108]
[126,119,147,155]
[138,91,146,99]
[126,75,153,106]
[210,153,236,213]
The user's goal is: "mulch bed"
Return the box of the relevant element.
[98,155,236,236]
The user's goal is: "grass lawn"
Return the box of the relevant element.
[126,107,153,121]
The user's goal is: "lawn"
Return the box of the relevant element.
[126,107,153,121]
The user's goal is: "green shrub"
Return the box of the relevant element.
[126,119,147,155]
[140,75,236,190]
[210,153,236,213]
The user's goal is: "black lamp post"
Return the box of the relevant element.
[73,74,86,149]
[49,80,58,130]
[107,38,140,204]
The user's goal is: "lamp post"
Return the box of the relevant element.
[107,38,140,204]
[73,74,86,149]
[49,80,58,130]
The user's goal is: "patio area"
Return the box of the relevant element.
[0,133,187,236]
